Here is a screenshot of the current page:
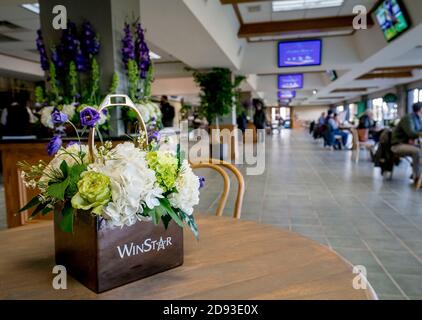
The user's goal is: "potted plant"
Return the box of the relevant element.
[18,94,201,293]
[191,68,245,160]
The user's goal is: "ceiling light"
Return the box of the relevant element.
[313,90,318,95]
[272,0,344,12]
[21,3,40,14]
[149,51,161,60]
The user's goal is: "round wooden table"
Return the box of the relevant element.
[0,216,377,300]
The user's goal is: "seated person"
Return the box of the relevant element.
[359,110,382,142]
[327,111,349,149]
[391,103,422,185]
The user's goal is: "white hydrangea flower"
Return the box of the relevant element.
[61,104,76,120]
[39,106,55,129]
[92,142,163,228]
[168,160,200,216]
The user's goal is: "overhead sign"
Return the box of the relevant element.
[278,74,304,89]
[278,39,322,68]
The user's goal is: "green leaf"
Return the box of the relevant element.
[179,210,199,240]
[60,204,74,233]
[19,196,40,213]
[47,177,70,201]
[28,203,47,220]
[41,206,52,216]
[59,160,69,178]
[161,214,171,229]
[159,198,184,228]
[66,164,87,197]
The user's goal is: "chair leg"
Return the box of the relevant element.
[416,174,422,190]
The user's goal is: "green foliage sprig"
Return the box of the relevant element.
[89,58,101,105]
[35,86,46,105]
[127,59,139,103]
[109,72,119,94]
[68,61,78,103]
[48,61,60,105]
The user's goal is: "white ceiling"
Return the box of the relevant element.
[238,0,378,23]
[2,0,422,109]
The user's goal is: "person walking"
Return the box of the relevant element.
[160,95,175,128]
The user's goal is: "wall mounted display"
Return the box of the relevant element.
[278,90,296,99]
[278,39,322,68]
[278,74,304,89]
[374,0,410,42]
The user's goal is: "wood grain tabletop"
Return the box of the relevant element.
[0,215,377,300]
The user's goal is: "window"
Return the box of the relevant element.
[349,103,357,122]
[372,98,384,122]
[371,97,398,122]
[336,105,344,113]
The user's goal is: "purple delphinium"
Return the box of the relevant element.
[51,47,65,72]
[81,21,100,57]
[51,109,68,124]
[36,30,49,71]
[121,22,135,69]
[74,47,88,72]
[80,107,100,128]
[148,130,161,143]
[47,135,62,156]
[135,23,151,79]
[199,176,205,189]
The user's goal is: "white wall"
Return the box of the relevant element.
[294,105,328,122]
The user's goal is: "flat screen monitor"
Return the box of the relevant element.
[278,74,304,89]
[374,0,410,42]
[278,39,322,68]
[278,90,296,100]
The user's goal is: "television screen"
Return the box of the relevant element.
[374,0,410,42]
[278,90,296,99]
[278,40,322,68]
[278,74,303,89]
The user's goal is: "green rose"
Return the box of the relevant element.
[71,171,111,215]
[146,151,178,192]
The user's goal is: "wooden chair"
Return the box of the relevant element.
[351,128,375,163]
[190,159,245,219]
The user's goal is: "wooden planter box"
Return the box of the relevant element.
[54,210,184,293]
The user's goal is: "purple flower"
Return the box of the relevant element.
[80,107,100,128]
[81,21,100,57]
[148,130,161,143]
[67,141,80,147]
[36,30,49,71]
[47,135,62,156]
[51,109,68,124]
[121,22,135,69]
[199,176,205,189]
[135,23,151,79]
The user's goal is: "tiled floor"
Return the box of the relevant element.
[195,129,422,300]
[0,129,421,299]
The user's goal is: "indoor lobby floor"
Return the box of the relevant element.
[195,129,422,300]
[1,129,422,300]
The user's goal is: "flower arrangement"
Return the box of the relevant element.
[19,97,201,238]
[34,21,112,131]
[121,21,161,129]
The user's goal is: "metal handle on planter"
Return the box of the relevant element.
[88,94,149,162]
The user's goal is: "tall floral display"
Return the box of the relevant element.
[121,21,162,131]
[35,21,110,133]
